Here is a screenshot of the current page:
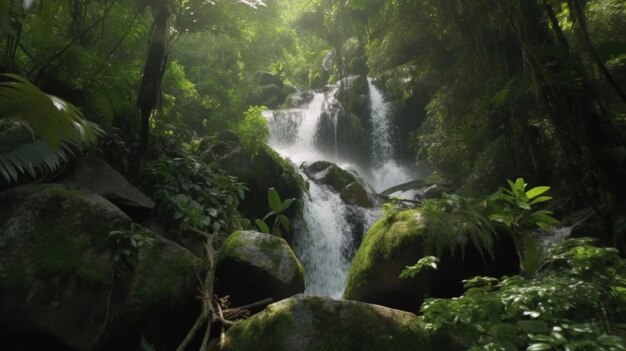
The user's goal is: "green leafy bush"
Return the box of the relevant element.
[145,154,247,236]
[232,105,269,156]
[420,238,626,351]
[255,187,296,237]
[487,178,560,274]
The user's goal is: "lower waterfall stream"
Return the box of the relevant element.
[264,78,414,298]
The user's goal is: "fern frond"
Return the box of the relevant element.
[422,208,495,260]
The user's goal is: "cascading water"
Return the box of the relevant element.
[264,78,412,298]
[367,78,413,193]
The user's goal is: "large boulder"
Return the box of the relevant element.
[215,231,305,306]
[218,144,306,223]
[211,294,450,351]
[0,184,202,350]
[65,155,155,214]
[343,209,518,312]
[340,181,373,208]
[301,161,356,193]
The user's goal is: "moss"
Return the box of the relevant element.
[344,210,425,297]
[0,187,118,290]
[263,145,308,194]
[31,227,108,284]
[259,234,285,268]
[221,302,293,351]
[218,231,246,261]
[218,296,442,351]
[133,235,203,305]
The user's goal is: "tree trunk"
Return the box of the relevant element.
[135,4,169,181]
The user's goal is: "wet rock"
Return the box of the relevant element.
[340,182,372,208]
[215,231,305,306]
[211,294,450,351]
[300,161,356,193]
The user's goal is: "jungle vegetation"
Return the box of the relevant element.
[1,0,625,350]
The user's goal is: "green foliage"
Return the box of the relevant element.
[420,238,626,351]
[108,223,155,276]
[145,151,247,235]
[420,193,496,260]
[400,256,439,279]
[0,74,102,183]
[255,187,295,237]
[232,105,269,156]
[487,178,560,273]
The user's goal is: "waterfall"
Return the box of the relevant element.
[292,182,350,297]
[264,78,409,298]
[367,78,413,193]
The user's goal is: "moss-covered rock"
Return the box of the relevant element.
[0,184,202,350]
[219,144,306,224]
[212,294,449,351]
[343,209,518,312]
[216,231,304,306]
[301,161,356,193]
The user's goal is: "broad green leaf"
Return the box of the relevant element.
[529,196,552,205]
[526,343,553,350]
[514,178,526,193]
[516,200,532,210]
[526,186,551,200]
[255,219,270,234]
[281,198,295,211]
[268,187,282,212]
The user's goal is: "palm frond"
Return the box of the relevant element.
[0,73,103,183]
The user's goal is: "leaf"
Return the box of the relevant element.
[268,187,282,212]
[526,343,553,350]
[281,198,295,211]
[529,196,552,205]
[255,219,270,234]
[514,178,526,193]
[526,186,551,200]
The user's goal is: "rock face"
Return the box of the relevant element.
[218,145,306,222]
[343,209,518,312]
[211,294,448,351]
[0,184,201,350]
[216,231,304,306]
[65,155,155,214]
[301,161,356,193]
[340,181,373,208]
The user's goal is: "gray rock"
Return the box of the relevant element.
[216,231,305,306]
[340,182,372,208]
[65,155,155,212]
[300,161,356,193]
